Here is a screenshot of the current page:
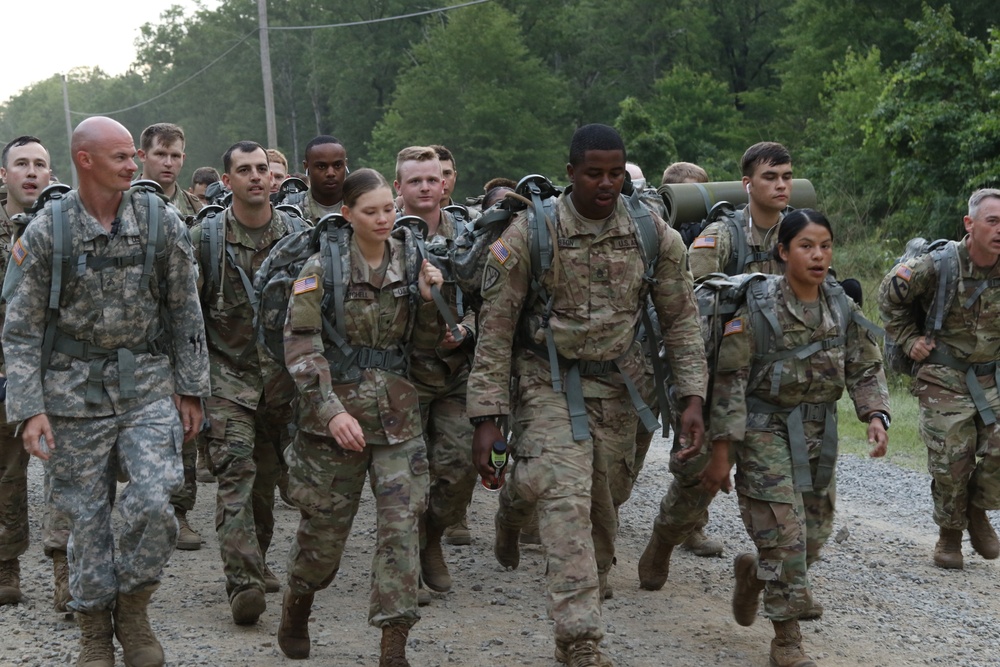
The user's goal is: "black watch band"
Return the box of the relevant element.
[869,411,890,431]
[470,415,499,427]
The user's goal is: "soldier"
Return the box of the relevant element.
[661,161,708,186]
[190,140,302,624]
[189,166,221,208]
[467,124,707,667]
[138,122,207,549]
[0,136,73,611]
[639,144,792,587]
[393,147,478,587]
[277,168,443,666]
[699,209,889,667]
[288,135,348,222]
[431,145,459,208]
[266,148,288,194]
[2,116,209,667]
[878,188,1000,570]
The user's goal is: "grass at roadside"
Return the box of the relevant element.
[838,387,923,471]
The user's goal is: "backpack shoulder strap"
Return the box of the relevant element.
[624,190,660,281]
[40,193,72,378]
[722,210,749,276]
[927,240,960,334]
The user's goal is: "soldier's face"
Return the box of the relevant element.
[395,159,443,217]
[743,162,792,214]
[964,196,1000,262]
[778,221,832,292]
[86,131,138,193]
[567,149,626,220]
[138,138,185,190]
[439,159,457,205]
[190,182,210,205]
[223,148,270,207]
[343,185,395,247]
[269,161,287,194]
[1,142,51,211]
[305,143,348,203]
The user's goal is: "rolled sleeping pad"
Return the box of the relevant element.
[657,179,816,228]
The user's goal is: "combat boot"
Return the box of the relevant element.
[933,527,964,569]
[799,599,823,620]
[75,609,114,667]
[420,518,453,592]
[277,589,313,659]
[598,571,613,600]
[637,532,673,591]
[113,584,164,667]
[554,639,614,667]
[769,619,817,667]
[682,527,724,557]
[230,587,266,625]
[443,517,472,546]
[494,514,520,569]
[262,562,281,593]
[967,505,1000,559]
[732,552,766,626]
[53,549,72,612]
[519,510,542,545]
[175,512,202,551]
[0,558,24,605]
[379,623,411,667]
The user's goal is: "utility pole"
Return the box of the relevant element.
[61,74,78,188]
[258,0,278,148]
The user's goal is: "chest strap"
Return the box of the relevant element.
[746,397,838,494]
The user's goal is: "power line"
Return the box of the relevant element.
[269,0,490,31]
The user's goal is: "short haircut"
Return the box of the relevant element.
[430,144,455,169]
[568,124,626,167]
[342,168,390,209]
[662,161,708,185]
[304,135,344,162]
[969,188,1000,219]
[191,166,220,187]
[140,123,185,152]
[741,141,791,178]
[483,177,516,193]
[2,135,45,168]
[222,140,266,173]
[266,148,287,169]
[395,146,440,183]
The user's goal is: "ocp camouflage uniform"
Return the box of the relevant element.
[283,229,436,628]
[2,189,210,611]
[189,207,299,601]
[688,208,783,278]
[712,276,888,621]
[167,184,204,227]
[467,192,706,644]
[294,193,342,224]
[878,238,1000,529]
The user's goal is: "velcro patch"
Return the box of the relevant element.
[393,286,410,298]
[490,238,510,265]
[11,238,27,266]
[293,274,318,294]
[895,265,912,281]
[483,265,501,292]
[614,238,639,250]
[692,236,717,249]
[347,288,374,300]
[558,238,581,248]
[723,317,744,336]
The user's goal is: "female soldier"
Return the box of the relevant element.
[276,168,442,667]
[696,209,890,667]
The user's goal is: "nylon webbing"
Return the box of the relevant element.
[746,397,838,492]
[140,191,159,291]
[925,348,998,425]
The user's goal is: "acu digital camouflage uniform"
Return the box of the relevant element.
[283,229,436,628]
[878,238,1000,530]
[189,206,300,602]
[467,192,706,645]
[1,189,210,612]
[711,276,888,621]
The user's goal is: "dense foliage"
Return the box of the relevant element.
[1,0,998,234]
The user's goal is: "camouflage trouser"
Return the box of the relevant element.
[169,434,198,513]
[416,380,477,529]
[650,446,733,545]
[496,379,628,644]
[46,398,183,612]
[285,430,428,628]
[0,413,30,561]
[916,380,1000,529]
[205,397,288,598]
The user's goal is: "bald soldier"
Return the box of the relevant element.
[2,116,209,667]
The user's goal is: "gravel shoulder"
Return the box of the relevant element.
[4,432,1000,667]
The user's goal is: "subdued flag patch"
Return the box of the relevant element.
[490,238,510,265]
[723,317,744,336]
[895,265,912,281]
[692,236,717,249]
[293,274,319,294]
[11,238,27,266]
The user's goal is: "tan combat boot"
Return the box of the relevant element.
[175,512,202,551]
[799,599,823,620]
[379,623,411,667]
[262,562,281,593]
[554,639,614,667]
[420,518,453,592]
[53,549,72,612]
[967,505,1000,559]
[230,587,266,625]
[443,516,472,546]
[278,589,314,659]
[113,584,164,667]
[637,532,674,591]
[732,552,766,626]
[519,510,541,545]
[494,514,520,569]
[769,619,817,667]
[0,558,24,605]
[598,571,613,600]
[933,527,964,569]
[682,527,724,557]
[76,609,115,667]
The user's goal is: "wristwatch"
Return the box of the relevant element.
[470,415,500,427]
[869,411,891,431]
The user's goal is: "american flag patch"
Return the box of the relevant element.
[723,317,744,336]
[490,238,510,264]
[895,265,912,281]
[11,238,27,266]
[692,236,717,249]
[293,274,319,294]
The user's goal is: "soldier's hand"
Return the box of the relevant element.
[472,421,505,483]
[699,440,733,495]
[418,259,444,301]
[908,335,935,362]
[440,324,467,350]
[867,420,888,458]
[23,413,55,461]
[329,412,366,452]
[176,395,203,442]
[678,396,705,454]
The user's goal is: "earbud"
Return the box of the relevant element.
[745,183,751,194]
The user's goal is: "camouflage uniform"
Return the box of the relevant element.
[467,192,706,644]
[283,231,434,628]
[2,189,210,611]
[711,276,888,621]
[167,184,204,227]
[189,207,298,600]
[879,238,1000,529]
[296,194,342,224]
[688,208,783,278]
